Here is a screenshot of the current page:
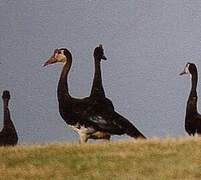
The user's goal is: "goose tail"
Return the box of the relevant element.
[113,112,146,139]
[126,127,146,139]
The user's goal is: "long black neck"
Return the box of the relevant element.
[189,71,197,97]
[2,98,16,131]
[90,58,105,98]
[57,61,72,107]
[186,70,198,115]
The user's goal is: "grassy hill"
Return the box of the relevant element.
[0,138,201,180]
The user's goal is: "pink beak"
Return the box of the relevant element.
[43,56,57,67]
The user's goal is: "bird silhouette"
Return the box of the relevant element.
[0,91,18,146]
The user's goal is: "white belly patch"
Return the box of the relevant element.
[69,124,95,136]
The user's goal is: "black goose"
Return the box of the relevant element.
[0,91,18,146]
[180,63,201,135]
[90,45,113,107]
[88,45,114,141]
[44,48,146,143]
[90,45,146,140]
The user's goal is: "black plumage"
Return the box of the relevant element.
[89,45,145,139]
[0,91,18,146]
[44,47,146,143]
[180,63,201,135]
[88,45,113,141]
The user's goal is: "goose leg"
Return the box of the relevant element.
[79,134,88,144]
[102,135,111,142]
[196,129,201,137]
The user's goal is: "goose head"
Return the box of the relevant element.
[43,48,72,67]
[93,44,107,61]
[180,63,197,76]
[2,90,10,100]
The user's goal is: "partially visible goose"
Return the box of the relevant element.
[89,45,145,140]
[90,45,114,110]
[88,44,113,141]
[44,48,146,143]
[0,91,18,146]
[180,63,201,135]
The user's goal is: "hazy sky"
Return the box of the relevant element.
[1,0,201,144]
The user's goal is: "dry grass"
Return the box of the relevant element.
[0,138,201,179]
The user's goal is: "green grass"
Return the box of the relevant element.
[0,138,201,180]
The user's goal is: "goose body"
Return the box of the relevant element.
[180,63,201,135]
[0,91,18,146]
[44,47,145,143]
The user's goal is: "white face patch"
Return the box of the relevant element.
[54,49,67,63]
[184,63,190,74]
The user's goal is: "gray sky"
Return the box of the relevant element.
[1,0,201,144]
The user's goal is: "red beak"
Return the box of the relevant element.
[43,56,57,67]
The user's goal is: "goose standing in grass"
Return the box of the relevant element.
[180,63,201,135]
[89,45,145,140]
[44,47,146,143]
[88,44,113,141]
[0,91,18,146]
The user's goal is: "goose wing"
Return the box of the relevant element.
[82,108,146,139]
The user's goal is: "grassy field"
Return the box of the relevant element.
[0,138,200,180]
